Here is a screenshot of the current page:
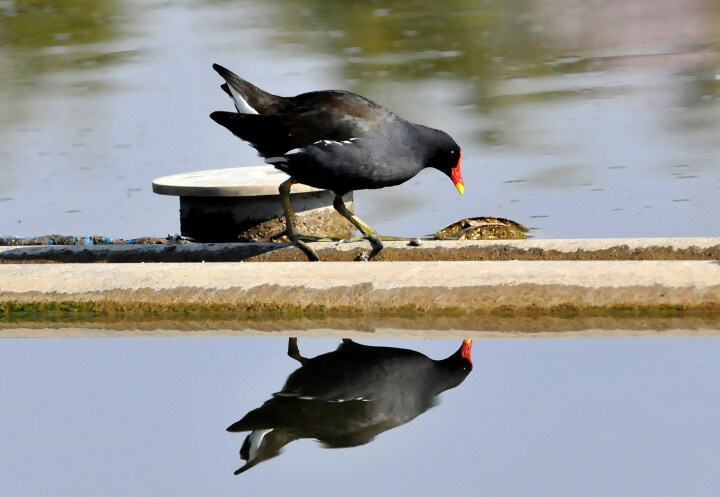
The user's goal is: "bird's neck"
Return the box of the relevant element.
[408,123,448,169]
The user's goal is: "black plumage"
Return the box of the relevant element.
[210,64,464,259]
[227,338,473,475]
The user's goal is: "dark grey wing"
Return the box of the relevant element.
[209,109,366,158]
[210,91,389,158]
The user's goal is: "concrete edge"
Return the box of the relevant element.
[1,237,719,263]
[1,260,719,316]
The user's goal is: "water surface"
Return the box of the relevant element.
[2,5,718,495]
[1,0,719,238]
[1,336,718,496]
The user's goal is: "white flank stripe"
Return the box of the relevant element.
[326,397,369,403]
[228,85,259,114]
[272,139,360,160]
[314,138,359,147]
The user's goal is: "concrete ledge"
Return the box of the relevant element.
[1,260,718,316]
[1,237,719,263]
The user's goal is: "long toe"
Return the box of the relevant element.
[269,230,319,261]
[291,236,319,261]
[296,234,334,242]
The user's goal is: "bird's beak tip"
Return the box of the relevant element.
[450,163,464,196]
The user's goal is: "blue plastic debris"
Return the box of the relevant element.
[0,235,193,246]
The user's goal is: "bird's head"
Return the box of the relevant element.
[437,339,473,390]
[425,130,464,195]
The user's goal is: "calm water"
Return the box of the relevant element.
[1,0,719,238]
[1,2,719,495]
[1,336,719,496]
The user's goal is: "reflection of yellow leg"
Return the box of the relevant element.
[273,178,319,261]
[333,194,383,254]
[287,337,306,364]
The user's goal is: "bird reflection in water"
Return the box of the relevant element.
[228,338,473,474]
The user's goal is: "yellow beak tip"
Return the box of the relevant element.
[455,183,464,195]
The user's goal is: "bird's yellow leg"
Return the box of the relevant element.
[332,194,377,236]
[271,178,319,261]
[333,194,383,253]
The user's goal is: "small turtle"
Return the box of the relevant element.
[433,217,529,240]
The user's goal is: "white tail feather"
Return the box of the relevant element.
[247,429,273,461]
[228,85,259,114]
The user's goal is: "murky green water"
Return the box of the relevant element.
[1,0,719,238]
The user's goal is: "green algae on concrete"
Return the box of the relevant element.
[1,260,719,331]
[2,299,720,322]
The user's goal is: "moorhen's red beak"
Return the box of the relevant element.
[460,339,472,366]
[451,152,464,195]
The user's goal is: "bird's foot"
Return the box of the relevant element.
[338,233,383,259]
[270,230,319,261]
[270,232,331,243]
[297,235,334,242]
[269,230,289,242]
[292,237,320,261]
[366,234,383,256]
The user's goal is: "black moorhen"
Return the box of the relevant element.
[227,338,473,475]
[210,64,464,260]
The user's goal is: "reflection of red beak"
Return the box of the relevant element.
[461,339,472,367]
[451,151,464,195]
